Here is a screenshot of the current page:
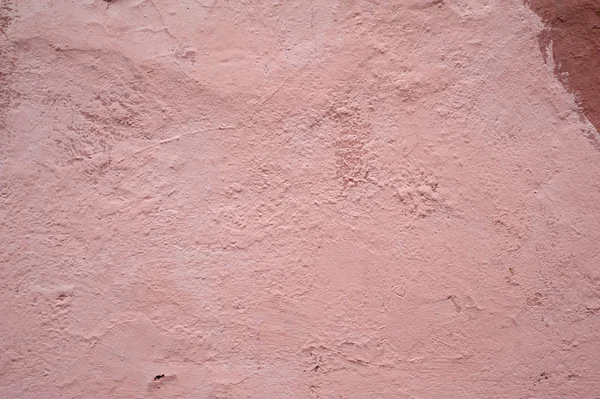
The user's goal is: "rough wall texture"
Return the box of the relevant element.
[1,1,600,398]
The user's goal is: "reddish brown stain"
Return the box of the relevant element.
[529,0,600,130]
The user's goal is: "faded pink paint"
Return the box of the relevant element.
[1,0,600,398]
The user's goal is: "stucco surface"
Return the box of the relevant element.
[2,0,600,398]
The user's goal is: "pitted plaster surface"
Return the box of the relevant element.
[2,1,600,398]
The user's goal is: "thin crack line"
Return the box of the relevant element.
[259,61,310,108]
[149,0,178,41]
[247,61,311,125]
[117,125,236,163]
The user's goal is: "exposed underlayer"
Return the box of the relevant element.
[530,0,600,133]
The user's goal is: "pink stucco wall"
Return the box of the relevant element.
[2,0,600,398]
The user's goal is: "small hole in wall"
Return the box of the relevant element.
[154,374,165,381]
